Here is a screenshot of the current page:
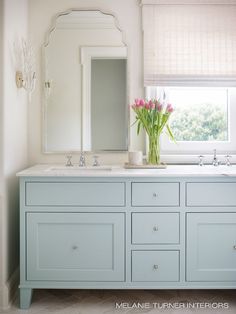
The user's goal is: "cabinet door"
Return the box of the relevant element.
[187,213,236,282]
[26,213,125,281]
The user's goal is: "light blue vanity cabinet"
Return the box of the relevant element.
[18,172,236,309]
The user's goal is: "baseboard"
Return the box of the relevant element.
[0,288,3,310]
[1,267,19,310]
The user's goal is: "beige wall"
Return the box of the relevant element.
[0,0,29,309]
[28,0,144,165]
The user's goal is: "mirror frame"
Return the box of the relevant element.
[42,8,130,154]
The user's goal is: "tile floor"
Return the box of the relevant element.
[2,289,236,314]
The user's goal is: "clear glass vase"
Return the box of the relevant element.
[148,134,160,165]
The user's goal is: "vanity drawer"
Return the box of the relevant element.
[186,182,236,206]
[132,250,179,282]
[132,182,179,206]
[25,182,125,207]
[132,213,179,244]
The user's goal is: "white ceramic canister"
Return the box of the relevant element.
[128,151,143,165]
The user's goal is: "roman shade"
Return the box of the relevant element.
[142,0,236,86]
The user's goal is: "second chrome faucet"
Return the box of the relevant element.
[212,149,220,166]
[198,149,232,166]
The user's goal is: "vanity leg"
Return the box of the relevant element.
[20,288,33,309]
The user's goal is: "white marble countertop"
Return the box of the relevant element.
[16,163,236,177]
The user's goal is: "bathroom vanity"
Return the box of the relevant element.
[17,165,236,308]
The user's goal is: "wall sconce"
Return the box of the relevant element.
[15,39,36,94]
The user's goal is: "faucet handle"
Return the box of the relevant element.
[198,155,204,166]
[225,155,232,166]
[93,155,99,167]
[66,155,73,167]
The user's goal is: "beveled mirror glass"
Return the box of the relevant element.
[43,10,128,153]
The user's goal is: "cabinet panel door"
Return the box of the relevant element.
[187,213,236,282]
[27,213,125,281]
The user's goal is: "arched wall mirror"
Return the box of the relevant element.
[43,10,128,153]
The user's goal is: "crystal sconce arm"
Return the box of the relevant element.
[15,39,36,94]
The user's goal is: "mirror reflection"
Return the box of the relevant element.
[43,10,128,153]
[90,58,127,151]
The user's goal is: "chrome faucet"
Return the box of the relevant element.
[212,149,220,166]
[79,152,86,167]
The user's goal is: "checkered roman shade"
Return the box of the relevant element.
[142,0,236,86]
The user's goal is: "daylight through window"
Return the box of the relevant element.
[167,88,228,142]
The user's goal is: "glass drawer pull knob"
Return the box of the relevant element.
[153,264,159,270]
[72,245,78,250]
[233,245,236,250]
[153,226,158,231]
[153,193,157,197]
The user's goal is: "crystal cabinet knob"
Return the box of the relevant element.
[153,264,159,270]
[153,192,158,197]
[233,245,236,250]
[72,245,78,250]
[153,226,159,231]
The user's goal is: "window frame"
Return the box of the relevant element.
[146,86,236,156]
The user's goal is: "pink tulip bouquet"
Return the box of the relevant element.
[131,98,175,165]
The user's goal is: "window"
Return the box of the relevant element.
[167,87,228,142]
[146,87,236,154]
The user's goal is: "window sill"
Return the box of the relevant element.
[157,154,236,165]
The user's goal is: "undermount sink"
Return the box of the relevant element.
[44,165,114,172]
